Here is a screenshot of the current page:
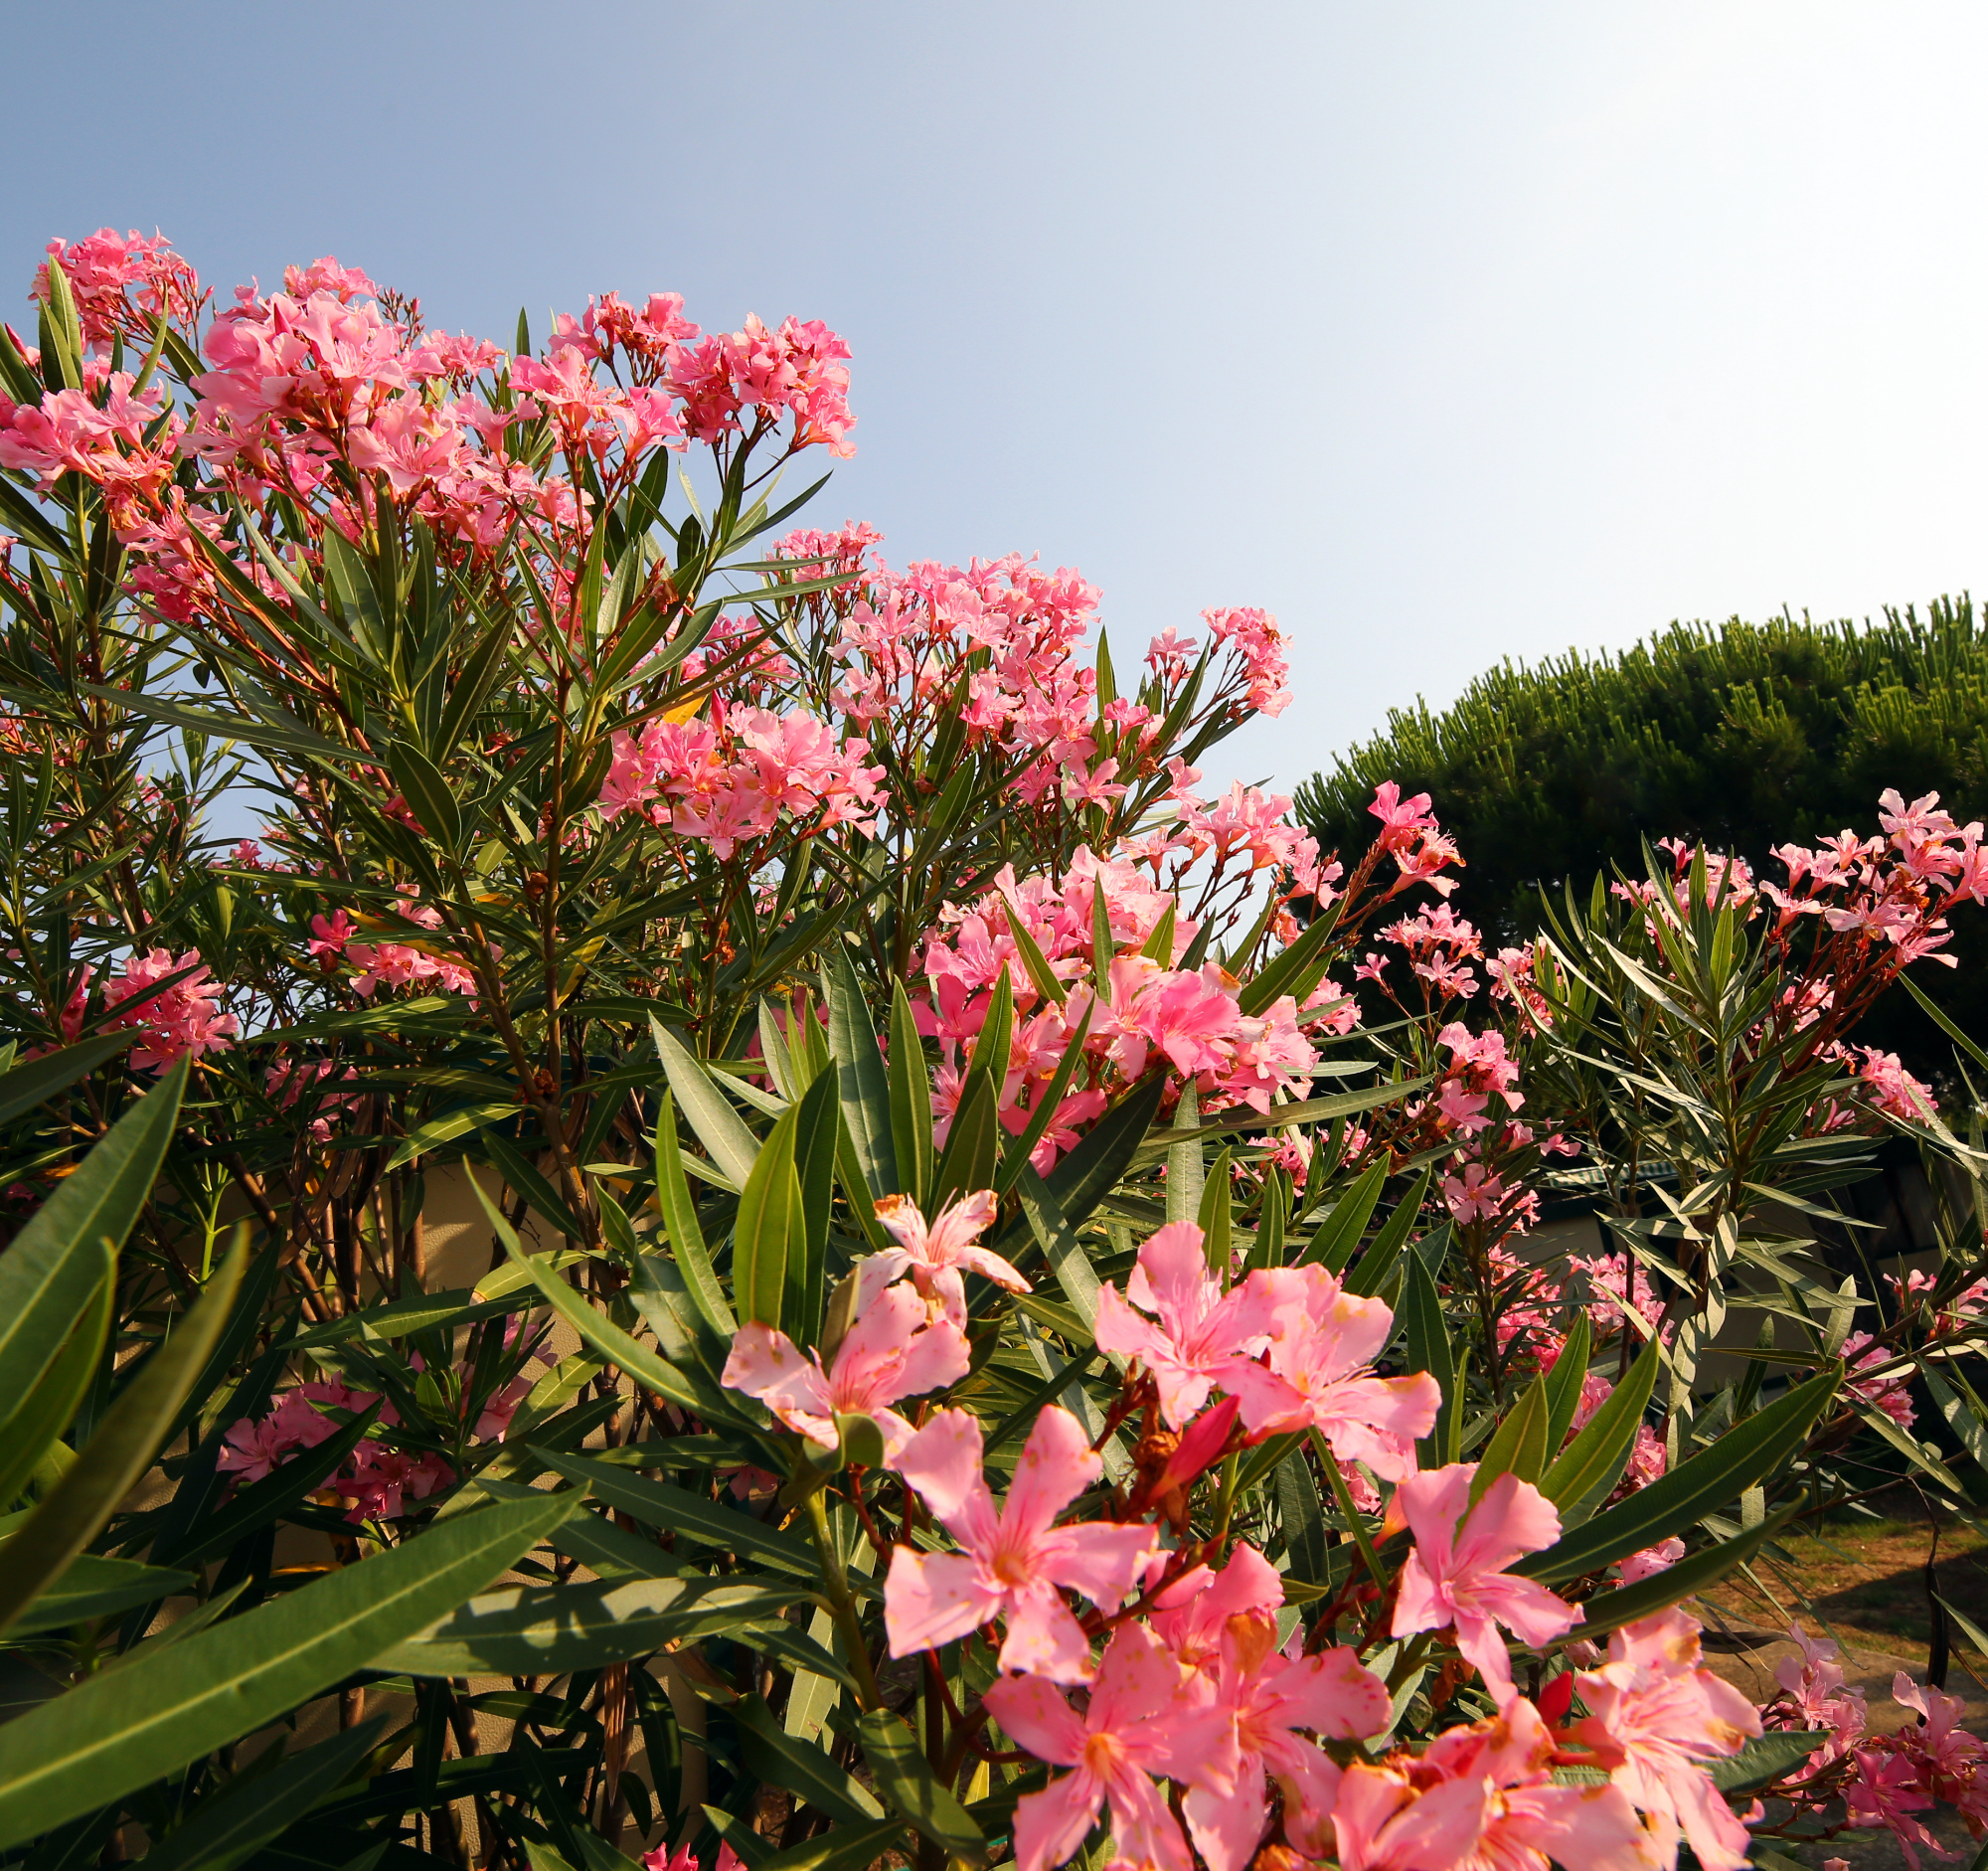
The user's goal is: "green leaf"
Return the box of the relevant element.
[1197,1150,1233,1275]
[385,741,460,848]
[1706,1728,1829,1794]
[1471,1373,1551,1504]
[478,1131,589,1242]
[373,1574,801,1676]
[653,1018,760,1189]
[1540,1336,1660,1524]
[1542,1312,1592,1454]
[134,1717,388,1871]
[1000,902,1067,1007]
[858,1708,987,1861]
[0,1058,186,1442]
[736,1695,883,1822]
[1400,1252,1454,1467]
[0,1275,112,1511]
[788,1068,839,1350]
[653,1090,737,1340]
[750,1818,906,1871]
[0,1220,243,1637]
[1301,1161,1389,1275]
[736,1105,800,1331]
[888,979,933,1206]
[822,946,899,1199]
[1565,1501,1803,1641]
[386,1099,515,1169]
[931,1070,999,1217]
[0,1035,133,1127]
[2,1556,195,1637]
[1044,1073,1167,1230]
[1275,1450,1329,1586]
[534,1450,825,1580]
[1338,1173,1432,1298]
[1518,1367,1840,1585]
[0,1492,576,1848]
[1016,1167,1112,1364]
[1238,904,1340,1018]
[479,1180,713,1421]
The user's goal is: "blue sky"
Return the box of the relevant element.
[4,2,1985,801]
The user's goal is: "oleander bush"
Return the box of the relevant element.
[2,230,1987,1871]
[1293,600,1988,1073]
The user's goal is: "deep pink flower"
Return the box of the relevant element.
[721,1282,967,1462]
[102,947,239,1072]
[886,1406,1157,1681]
[1093,1221,1276,1428]
[1390,1464,1579,1705]
[982,1623,1216,1871]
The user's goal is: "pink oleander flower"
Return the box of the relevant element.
[864,1188,1029,1327]
[1843,1747,1942,1870]
[1570,1609,1762,1871]
[1223,1263,1441,1479]
[1333,1696,1653,1871]
[1093,1220,1277,1428]
[886,1406,1157,1682]
[643,1845,745,1871]
[983,1623,1218,1871]
[1889,1672,1988,1825]
[1767,1622,1866,1769]
[721,1281,967,1462]
[1149,1541,1286,1670]
[1389,1464,1579,1705]
[1617,1537,1685,1585]
[1178,1605,1392,1871]
[102,946,239,1072]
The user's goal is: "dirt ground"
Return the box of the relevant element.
[1676,1500,1988,1866]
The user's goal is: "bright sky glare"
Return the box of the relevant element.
[3,1,1983,800]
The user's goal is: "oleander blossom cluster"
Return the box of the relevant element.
[717,1193,1870,1871]
[3,230,853,660]
[218,1323,549,1524]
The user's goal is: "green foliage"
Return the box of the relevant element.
[1296,595,1988,1066]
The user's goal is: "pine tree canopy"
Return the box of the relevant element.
[1294,594,1988,1074]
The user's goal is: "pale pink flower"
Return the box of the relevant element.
[1617,1537,1685,1584]
[865,1189,1029,1328]
[982,1623,1215,1871]
[885,1406,1157,1682]
[1390,1464,1579,1705]
[721,1282,967,1462]
[1223,1264,1440,1479]
[1572,1609,1763,1871]
[1149,1541,1287,1672]
[1093,1220,1276,1428]
[1179,1608,1391,1871]
[1332,1696,1653,1871]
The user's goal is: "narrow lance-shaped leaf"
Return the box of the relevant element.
[822,944,899,1198]
[736,1105,801,1331]
[0,1057,187,1437]
[0,1492,578,1849]
[888,977,933,1206]
[1518,1366,1841,1585]
[0,1223,245,1638]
